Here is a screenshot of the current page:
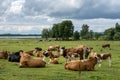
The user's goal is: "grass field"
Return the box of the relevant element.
[0,39,120,80]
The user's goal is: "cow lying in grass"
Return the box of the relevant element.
[49,58,59,64]
[8,50,23,62]
[33,47,43,57]
[0,50,8,59]
[43,50,60,61]
[48,45,60,51]
[19,52,46,68]
[43,50,59,64]
[64,57,98,71]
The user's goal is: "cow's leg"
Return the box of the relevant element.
[108,57,112,67]
[66,56,71,63]
[43,56,46,61]
[71,54,77,60]
[79,53,83,60]
[48,59,52,64]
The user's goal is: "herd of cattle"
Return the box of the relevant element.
[0,43,112,71]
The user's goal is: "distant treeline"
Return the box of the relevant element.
[0,34,41,36]
[41,20,120,41]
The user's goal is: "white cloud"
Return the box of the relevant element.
[9,0,25,14]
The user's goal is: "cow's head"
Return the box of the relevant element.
[60,46,65,55]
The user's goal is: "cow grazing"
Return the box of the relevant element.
[102,44,111,50]
[0,50,8,59]
[19,52,46,68]
[60,47,80,62]
[65,57,98,71]
[8,50,23,62]
[60,46,92,63]
[48,45,60,51]
[76,45,93,59]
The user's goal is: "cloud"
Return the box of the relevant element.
[0,0,120,34]
[8,0,25,14]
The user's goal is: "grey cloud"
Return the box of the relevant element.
[21,0,120,19]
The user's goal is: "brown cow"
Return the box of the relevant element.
[43,50,61,61]
[33,48,43,57]
[0,50,8,59]
[19,52,46,68]
[102,44,111,50]
[48,45,60,51]
[97,53,112,67]
[65,57,98,71]
[89,51,112,67]
[60,46,92,63]
[49,58,59,64]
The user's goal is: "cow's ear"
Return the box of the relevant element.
[20,52,23,56]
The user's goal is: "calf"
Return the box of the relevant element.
[19,52,46,68]
[0,50,8,59]
[65,57,98,71]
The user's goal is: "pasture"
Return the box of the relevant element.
[0,39,120,80]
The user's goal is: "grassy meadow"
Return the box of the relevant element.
[0,38,120,80]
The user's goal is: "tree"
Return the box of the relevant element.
[94,32,102,40]
[52,24,60,40]
[115,23,120,32]
[51,20,74,40]
[41,28,49,40]
[104,28,115,40]
[73,31,80,40]
[89,30,94,39]
[60,20,74,40]
[113,32,120,40]
[80,24,89,39]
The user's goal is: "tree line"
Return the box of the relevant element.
[42,20,120,41]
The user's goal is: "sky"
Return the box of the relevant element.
[0,0,120,34]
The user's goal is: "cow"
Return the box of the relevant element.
[8,50,23,62]
[102,44,111,50]
[64,57,98,71]
[48,45,60,51]
[33,47,43,57]
[60,46,92,63]
[76,45,93,59]
[89,51,112,67]
[19,52,46,68]
[49,58,59,64]
[25,50,34,56]
[60,47,80,62]
[0,50,8,59]
[96,53,112,67]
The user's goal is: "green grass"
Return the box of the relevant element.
[0,39,120,80]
